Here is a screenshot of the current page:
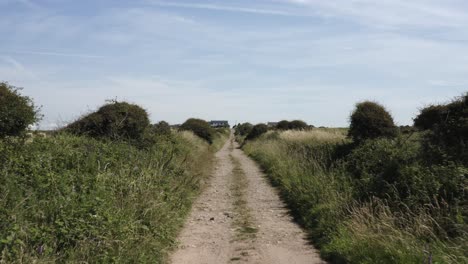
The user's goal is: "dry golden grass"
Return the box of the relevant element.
[278,128,347,143]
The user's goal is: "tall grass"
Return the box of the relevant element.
[0,130,228,263]
[243,129,467,263]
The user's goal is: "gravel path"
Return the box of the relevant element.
[170,134,324,264]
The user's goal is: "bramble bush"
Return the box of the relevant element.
[276,120,309,130]
[276,120,290,130]
[152,121,171,136]
[348,101,398,143]
[0,82,40,138]
[415,93,468,164]
[179,118,214,144]
[234,122,253,136]
[289,120,308,130]
[245,124,268,141]
[65,101,150,142]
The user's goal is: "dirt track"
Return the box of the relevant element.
[170,134,324,264]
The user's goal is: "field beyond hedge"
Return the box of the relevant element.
[0,130,228,263]
[243,129,467,264]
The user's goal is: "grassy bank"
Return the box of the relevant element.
[0,130,228,263]
[243,129,467,263]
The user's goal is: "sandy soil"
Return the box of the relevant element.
[170,134,325,264]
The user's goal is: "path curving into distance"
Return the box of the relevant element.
[170,133,325,264]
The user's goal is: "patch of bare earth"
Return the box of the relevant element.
[170,134,325,264]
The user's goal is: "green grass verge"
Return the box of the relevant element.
[0,130,229,263]
[243,132,467,264]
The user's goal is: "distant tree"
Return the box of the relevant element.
[179,118,214,144]
[245,124,268,140]
[348,101,398,143]
[289,120,308,130]
[65,101,150,141]
[0,82,40,138]
[276,120,290,130]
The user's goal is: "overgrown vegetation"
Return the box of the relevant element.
[245,124,268,141]
[276,120,309,130]
[0,82,40,138]
[348,101,398,143]
[415,93,468,164]
[179,118,215,144]
[234,123,253,137]
[243,94,467,264]
[0,89,229,262]
[64,101,150,142]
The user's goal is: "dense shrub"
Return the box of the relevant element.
[415,93,468,164]
[0,82,40,138]
[276,120,290,130]
[234,122,253,136]
[289,120,308,130]
[245,124,268,140]
[276,120,309,130]
[348,101,398,143]
[414,104,448,130]
[152,121,171,135]
[179,118,214,144]
[65,101,150,141]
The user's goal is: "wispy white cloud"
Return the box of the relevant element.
[0,56,37,79]
[283,0,468,28]
[149,1,307,17]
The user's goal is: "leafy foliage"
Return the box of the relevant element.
[245,124,268,140]
[65,101,150,141]
[276,120,309,130]
[348,101,398,143]
[0,82,40,138]
[179,118,214,144]
[289,120,308,130]
[152,121,171,136]
[415,93,468,164]
[0,132,220,262]
[234,122,253,136]
[414,104,448,130]
[276,120,291,130]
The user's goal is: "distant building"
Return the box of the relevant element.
[210,120,230,128]
[267,122,278,128]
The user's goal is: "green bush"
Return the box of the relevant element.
[245,124,268,140]
[152,121,171,136]
[276,120,309,130]
[0,82,40,138]
[348,101,398,143]
[65,101,150,141]
[414,105,448,130]
[234,122,253,136]
[415,93,468,164]
[179,118,214,144]
[276,120,290,130]
[289,120,308,130]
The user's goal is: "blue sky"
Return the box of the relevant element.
[1,0,467,128]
